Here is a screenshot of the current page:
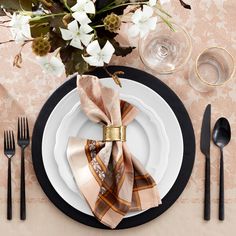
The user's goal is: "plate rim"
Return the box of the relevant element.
[32,66,195,229]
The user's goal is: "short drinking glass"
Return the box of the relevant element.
[189,47,235,92]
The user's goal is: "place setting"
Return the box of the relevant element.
[0,0,234,233]
[31,65,195,229]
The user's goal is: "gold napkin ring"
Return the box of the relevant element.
[103,126,126,142]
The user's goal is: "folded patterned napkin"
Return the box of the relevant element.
[66,75,161,228]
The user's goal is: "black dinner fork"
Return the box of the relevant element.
[4,130,15,220]
[17,117,30,220]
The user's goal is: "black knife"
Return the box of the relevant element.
[200,104,211,220]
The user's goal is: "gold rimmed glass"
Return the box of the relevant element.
[138,21,192,74]
[189,47,235,92]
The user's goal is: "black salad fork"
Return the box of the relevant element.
[17,117,30,220]
[4,130,15,220]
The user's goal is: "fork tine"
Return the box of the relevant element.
[20,117,22,139]
[11,131,15,151]
[9,131,12,150]
[18,118,20,140]
[21,117,24,139]
[6,131,9,150]
[26,117,29,139]
[4,131,7,150]
[23,117,26,139]
[7,131,10,150]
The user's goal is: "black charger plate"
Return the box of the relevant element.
[32,66,195,229]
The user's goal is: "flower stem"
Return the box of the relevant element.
[0,20,11,24]
[156,4,172,18]
[0,25,11,28]
[30,12,67,22]
[96,1,146,14]
[13,37,32,68]
[159,15,175,31]
[96,1,116,14]
[93,24,105,28]
[103,66,123,87]
[62,0,72,13]
[0,39,33,45]
[0,39,15,45]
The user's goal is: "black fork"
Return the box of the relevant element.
[17,117,30,220]
[4,130,15,220]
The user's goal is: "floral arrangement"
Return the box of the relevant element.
[0,0,190,85]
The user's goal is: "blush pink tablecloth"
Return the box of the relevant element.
[0,1,236,235]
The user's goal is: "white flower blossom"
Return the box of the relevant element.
[129,5,157,38]
[159,0,170,5]
[37,56,64,77]
[60,20,93,49]
[82,40,115,67]
[9,13,31,42]
[149,0,157,7]
[71,0,95,24]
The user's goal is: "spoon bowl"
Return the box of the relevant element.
[213,117,231,149]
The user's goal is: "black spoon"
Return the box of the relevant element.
[212,117,231,221]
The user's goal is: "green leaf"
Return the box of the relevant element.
[49,15,65,29]
[29,17,50,38]
[29,14,65,38]
[49,30,66,52]
[95,0,112,11]
[60,46,90,75]
[95,24,118,40]
[30,24,50,38]
[111,40,135,57]
[75,55,90,75]
[0,0,33,11]
[30,25,50,38]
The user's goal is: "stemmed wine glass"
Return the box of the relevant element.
[139,21,192,74]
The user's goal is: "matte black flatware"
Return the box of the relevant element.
[17,117,30,220]
[200,104,211,220]
[213,117,231,221]
[4,130,15,220]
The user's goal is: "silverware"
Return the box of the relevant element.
[17,117,30,220]
[4,130,15,220]
[200,104,211,221]
[213,117,231,221]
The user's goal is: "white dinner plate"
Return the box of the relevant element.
[54,92,170,202]
[42,78,183,218]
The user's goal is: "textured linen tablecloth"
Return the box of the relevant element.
[0,1,235,235]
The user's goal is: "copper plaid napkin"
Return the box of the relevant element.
[66,75,161,228]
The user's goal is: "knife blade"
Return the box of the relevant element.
[200,104,211,157]
[200,104,211,221]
